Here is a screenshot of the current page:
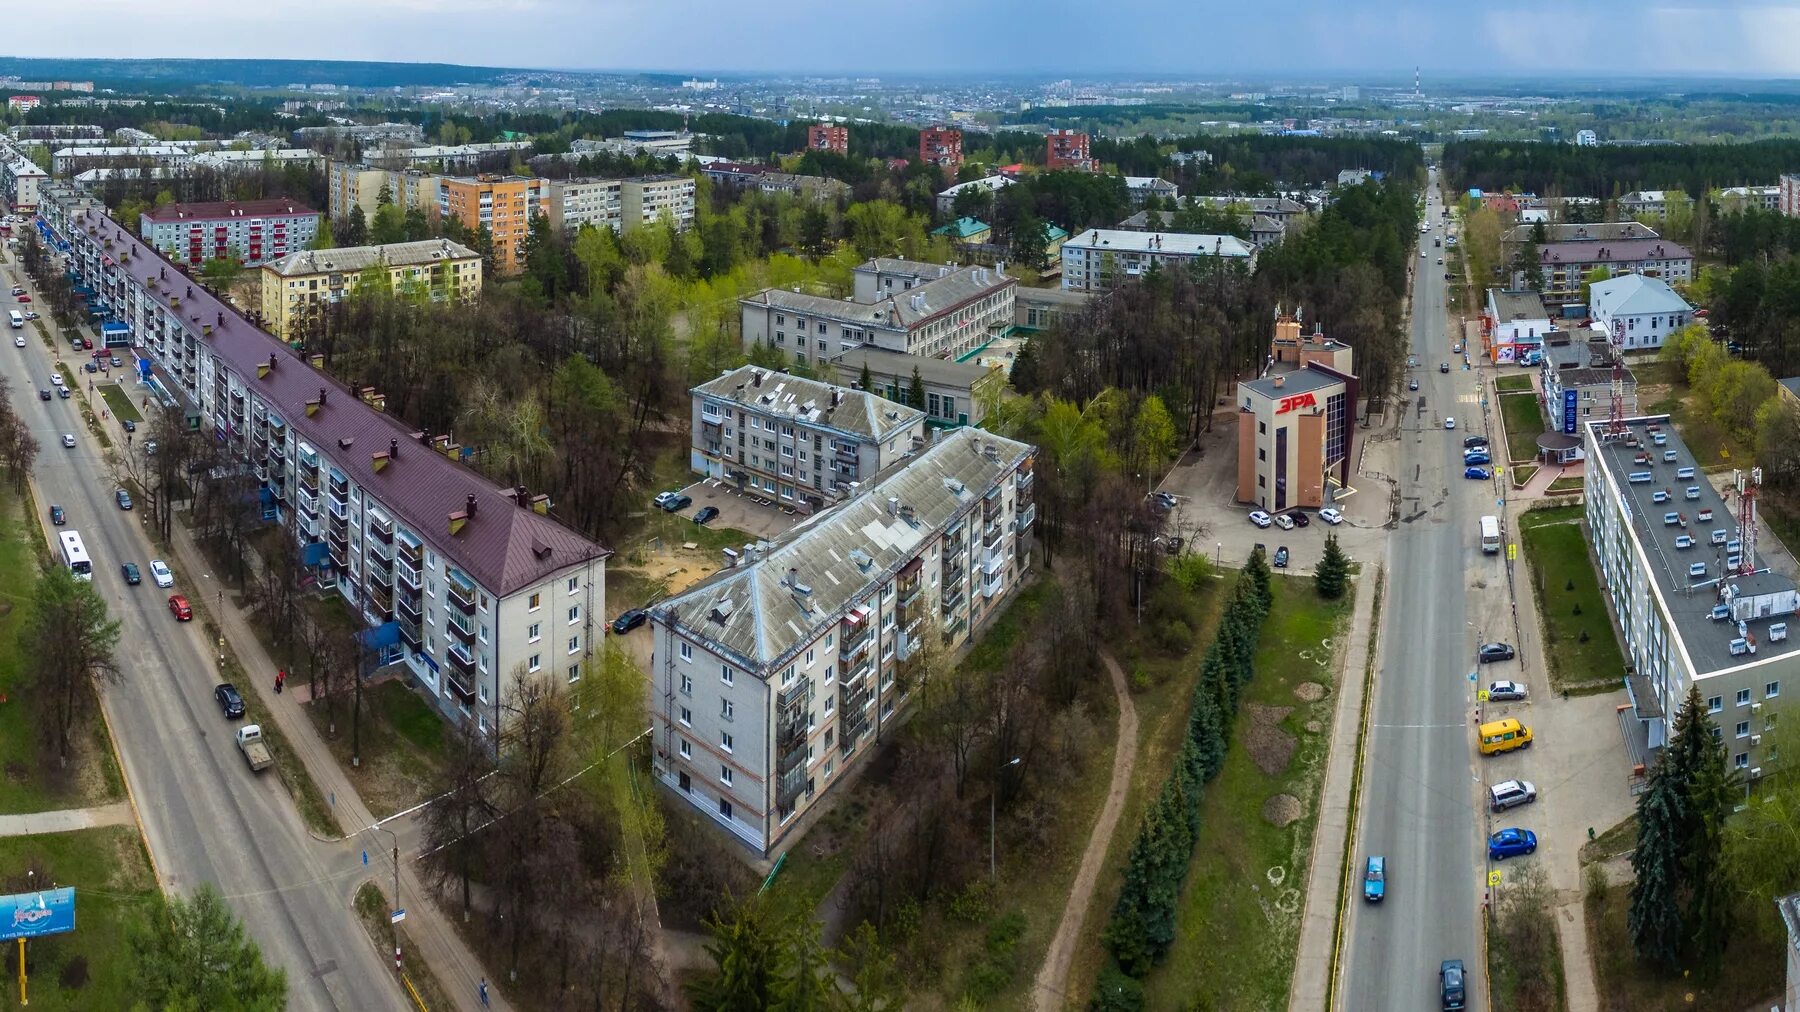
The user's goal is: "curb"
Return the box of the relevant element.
[1323,565,1385,1012]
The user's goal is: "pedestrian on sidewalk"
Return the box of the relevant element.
[479,978,490,1007]
[275,669,286,694]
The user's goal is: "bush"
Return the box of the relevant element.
[962,911,1027,1002]
[1091,961,1146,1011]
[1170,552,1214,592]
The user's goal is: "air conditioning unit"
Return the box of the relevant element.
[1752,767,1764,779]
[1753,735,1763,746]
[1753,702,1763,712]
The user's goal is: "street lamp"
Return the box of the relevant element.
[991,756,1022,882]
[375,826,401,973]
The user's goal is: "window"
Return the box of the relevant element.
[719,798,733,819]
[825,695,835,714]
[679,738,691,758]
[721,665,735,686]
[679,706,692,726]
[720,765,734,787]
[568,662,580,683]
[1708,695,1723,714]
[781,665,795,686]
[721,699,735,721]
[1737,720,1751,739]
[568,635,580,655]
[679,642,693,662]
[680,673,693,695]
[528,622,541,642]
[1769,681,1782,698]
[1738,688,1752,706]
[805,647,815,665]
[1736,752,1750,770]
[721,731,734,752]
[568,605,580,624]
[479,624,489,644]
[825,665,835,684]
[528,592,541,610]
[823,760,835,780]
[528,654,541,673]
[567,576,579,593]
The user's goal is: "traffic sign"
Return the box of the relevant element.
[391,909,406,924]
[1478,689,1489,701]
[1507,543,1518,560]
[1488,870,1503,887]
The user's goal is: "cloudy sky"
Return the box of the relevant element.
[20,1,1800,77]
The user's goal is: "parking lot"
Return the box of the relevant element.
[660,476,805,542]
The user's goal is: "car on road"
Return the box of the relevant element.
[114,489,132,510]
[1363,855,1386,902]
[1478,642,1516,663]
[13,335,24,347]
[1273,513,1296,531]
[1291,510,1310,528]
[693,505,720,525]
[24,313,38,323]
[1443,272,1454,280]
[1436,258,1444,265]
[1463,435,1489,449]
[1273,546,1290,568]
[37,388,49,400]
[1488,827,1538,860]
[1440,362,1450,373]
[1318,507,1344,525]
[1248,510,1273,528]
[50,373,63,387]
[49,505,64,525]
[1489,779,1538,811]
[1440,959,1466,1010]
[1408,378,1419,391]
[1463,466,1491,480]
[1464,451,1491,466]
[214,683,246,720]
[661,493,692,512]
[1443,417,1456,430]
[149,559,173,588]
[611,609,649,635]
[14,294,28,303]
[1149,491,1179,513]
[56,386,68,399]
[60,433,75,448]
[120,562,141,586]
[1488,680,1528,701]
[8,286,20,296]
[168,594,193,621]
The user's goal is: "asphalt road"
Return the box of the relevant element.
[1340,174,1489,1010]
[1,255,409,1012]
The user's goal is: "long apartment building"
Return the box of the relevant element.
[439,174,544,276]
[648,427,1037,854]
[44,193,610,736]
[140,199,322,269]
[689,366,927,512]
[51,145,191,176]
[542,175,699,234]
[741,261,1016,365]
[326,161,444,222]
[1586,415,1799,779]
[1061,228,1255,292]
[257,239,483,339]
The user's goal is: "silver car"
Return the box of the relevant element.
[1488,679,1528,700]
[1489,779,1538,811]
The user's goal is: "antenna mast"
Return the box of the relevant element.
[1736,467,1762,576]
[1606,319,1628,437]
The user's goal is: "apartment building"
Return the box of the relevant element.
[1123,176,1179,206]
[648,426,1037,854]
[830,345,1004,429]
[140,199,322,268]
[806,124,848,155]
[257,239,483,339]
[1619,190,1673,219]
[365,141,533,172]
[1046,129,1095,171]
[1783,174,1800,218]
[1585,415,1800,777]
[43,194,610,735]
[1717,186,1781,214]
[439,175,545,276]
[326,161,444,223]
[689,366,927,510]
[1540,335,1637,432]
[1061,228,1255,292]
[293,122,424,147]
[51,145,190,176]
[1513,239,1694,301]
[618,175,696,231]
[0,147,47,211]
[741,263,1017,364]
[191,149,324,175]
[918,126,963,171]
[935,174,1013,216]
[1499,221,1659,266]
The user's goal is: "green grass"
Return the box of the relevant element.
[302,679,448,821]
[1587,881,1780,1012]
[0,826,160,1010]
[1489,876,1568,1012]
[1519,507,1627,695]
[1580,814,1637,866]
[355,881,453,1012]
[1642,363,1750,471]
[1498,392,1546,463]
[605,568,670,615]
[96,384,142,424]
[1494,374,1534,393]
[1547,477,1585,495]
[1510,463,1539,488]
[1142,576,1350,1009]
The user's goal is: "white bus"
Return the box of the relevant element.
[58,531,92,580]
[7,310,20,329]
[1479,515,1502,555]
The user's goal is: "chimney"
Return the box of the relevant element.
[257,354,277,379]
[888,496,900,516]
[317,386,327,406]
[465,493,478,516]
[515,484,529,507]
[530,493,550,515]
[216,311,223,328]
[786,566,799,587]
[310,353,325,369]
[186,285,192,299]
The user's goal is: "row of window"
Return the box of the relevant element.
[1706,683,1780,713]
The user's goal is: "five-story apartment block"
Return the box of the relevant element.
[140,199,321,269]
[439,175,545,276]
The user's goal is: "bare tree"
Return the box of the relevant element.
[421,720,498,920]
[28,561,122,765]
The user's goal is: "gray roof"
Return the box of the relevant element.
[1241,364,1347,399]
[1184,195,1306,215]
[692,365,924,442]
[855,257,949,280]
[1489,289,1549,322]
[746,265,1015,330]
[1065,229,1254,258]
[1588,274,1693,319]
[1014,286,1095,310]
[261,239,479,277]
[1503,222,1659,244]
[830,345,998,388]
[1536,238,1692,264]
[1782,377,1800,402]
[649,427,1033,672]
[1588,415,1800,677]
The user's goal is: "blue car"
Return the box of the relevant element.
[1464,466,1491,480]
[1464,452,1492,466]
[1363,855,1386,902]
[1488,827,1538,861]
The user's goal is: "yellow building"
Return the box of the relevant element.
[438,174,544,276]
[326,160,443,223]
[257,239,482,340]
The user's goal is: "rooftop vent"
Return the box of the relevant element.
[848,548,874,569]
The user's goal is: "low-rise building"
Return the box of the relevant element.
[365,141,533,172]
[690,365,926,510]
[1588,273,1694,351]
[257,239,483,339]
[52,144,190,176]
[1484,288,1555,364]
[140,199,322,268]
[931,217,991,245]
[191,149,324,175]
[1014,286,1092,333]
[935,174,1013,216]
[806,124,848,155]
[830,345,1004,429]
[1499,221,1659,266]
[649,426,1036,854]
[293,122,423,148]
[1541,333,1636,433]
[1516,239,1694,301]
[1123,176,1178,206]
[1716,185,1781,214]
[1060,228,1255,292]
[1045,129,1095,171]
[918,126,963,171]
[619,174,696,231]
[743,263,1017,364]
[1574,129,1599,146]
[1619,190,1673,219]
[745,172,849,202]
[1235,312,1357,511]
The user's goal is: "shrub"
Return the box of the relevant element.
[1091,961,1146,1011]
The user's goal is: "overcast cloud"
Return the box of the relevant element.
[18,1,1800,77]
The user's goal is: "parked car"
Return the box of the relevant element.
[120,562,141,586]
[1318,507,1344,525]
[1444,272,1454,280]
[1464,451,1491,466]
[1463,435,1489,449]
[168,594,193,621]
[9,286,20,296]
[1150,491,1178,513]
[49,505,64,525]
[82,361,96,373]
[214,683,246,720]
[14,294,28,303]
[114,489,132,510]
[1489,779,1538,811]
[1488,680,1528,701]
[1488,827,1538,860]
[109,355,121,367]
[1478,642,1516,663]
[1291,511,1310,528]
[611,609,649,635]
[1248,510,1273,528]
[693,506,720,525]
[652,491,679,508]
[22,312,36,321]
[1363,855,1386,902]
[1444,417,1456,430]
[1440,959,1466,1010]
[661,494,692,512]
[1273,513,1296,531]
[1463,466,1491,480]
[149,560,173,588]
[121,419,135,433]
[1273,546,1290,568]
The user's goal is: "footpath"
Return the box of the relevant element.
[0,802,133,837]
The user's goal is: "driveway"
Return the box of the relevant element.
[667,477,801,542]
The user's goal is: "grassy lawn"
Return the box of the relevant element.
[96,383,142,424]
[1498,392,1546,463]
[0,826,159,1010]
[1141,575,1350,1009]
[1642,363,1749,472]
[1510,463,1539,488]
[1579,814,1636,866]
[1494,374,1534,393]
[1547,476,1585,495]
[303,679,448,820]
[1587,881,1780,1012]
[355,881,452,1012]
[1520,507,1626,695]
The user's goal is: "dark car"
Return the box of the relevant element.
[1291,510,1310,528]
[121,419,135,432]
[1479,642,1516,663]
[213,683,246,720]
[1463,435,1489,449]
[693,506,720,525]
[1463,451,1491,466]
[49,504,64,525]
[115,489,133,510]
[1440,959,1466,1010]
[611,609,649,635]
[120,562,141,586]
[37,388,49,401]
[1273,546,1290,568]
[1439,362,1450,373]
[661,494,692,512]
[82,361,97,373]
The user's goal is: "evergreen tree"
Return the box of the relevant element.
[1242,546,1273,611]
[909,366,927,412]
[1316,534,1350,599]
[688,900,784,1011]
[1629,755,1689,971]
[344,206,368,247]
[127,883,287,1010]
[858,360,874,393]
[1670,685,1738,977]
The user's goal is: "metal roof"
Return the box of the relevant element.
[1065,228,1254,258]
[1588,274,1693,320]
[692,365,925,442]
[261,240,479,277]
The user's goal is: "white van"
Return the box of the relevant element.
[7,310,20,329]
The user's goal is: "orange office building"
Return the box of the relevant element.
[1235,312,1358,512]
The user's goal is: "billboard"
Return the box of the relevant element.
[1563,390,1579,435]
[1,887,74,940]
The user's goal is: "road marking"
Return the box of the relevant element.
[1370,722,1469,729]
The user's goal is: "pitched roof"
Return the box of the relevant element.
[932,217,990,239]
[1535,238,1692,264]
[746,264,1015,330]
[1588,273,1694,319]
[1065,228,1255,258]
[67,208,608,595]
[692,365,924,441]
[1502,221,1659,244]
[830,345,998,388]
[261,239,480,277]
[141,198,319,222]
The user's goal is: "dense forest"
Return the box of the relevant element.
[1443,137,1800,198]
[1097,134,1425,190]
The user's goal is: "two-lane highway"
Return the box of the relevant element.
[1340,174,1490,1010]
[2,253,408,1012]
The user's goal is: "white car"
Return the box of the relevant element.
[1488,680,1528,701]
[12,335,22,348]
[1318,507,1345,525]
[149,560,174,589]
[60,433,74,448]
[50,373,63,388]
[1444,417,1456,430]
[1273,513,1296,531]
[1248,510,1273,529]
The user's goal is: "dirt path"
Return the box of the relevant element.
[1030,650,1140,1012]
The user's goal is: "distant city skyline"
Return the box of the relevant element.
[17,2,1800,80]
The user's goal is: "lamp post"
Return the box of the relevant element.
[376,826,401,973]
[991,756,1022,882]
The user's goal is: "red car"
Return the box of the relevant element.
[168,594,192,621]
[14,294,28,303]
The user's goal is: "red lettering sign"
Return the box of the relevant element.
[1275,392,1318,414]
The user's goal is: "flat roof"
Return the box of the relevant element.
[1488,289,1549,322]
[830,345,997,388]
[1065,228,1254,258]
[1241,364,1346,399]
[1588,416,1800,677]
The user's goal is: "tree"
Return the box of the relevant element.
[1629,747,1690,970]
[421,720,499,920]
[908,366,926,412]
[343,206,368,247]
[687,899,785,1012]
[1132,395,1177,476]
[369,203,407,246]
[126,882,288,1011]
[1315,534,1349,599]
[858,360,874,394]
[200,257,244,293]
[28,562,122,765]
[1008,209,1051,273]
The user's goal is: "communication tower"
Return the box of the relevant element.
[1605,320,1628,437]
[1735,468,1762,576]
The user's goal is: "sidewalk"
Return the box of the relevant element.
[0,802,133,838]
[163,518,516,1012]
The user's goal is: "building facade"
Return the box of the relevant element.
[140,199,321,268]
[326,161,444,223]
[1061,228,1255,292]
[742,264,1017,364]
[44,194,610,736]
[1123,176,1179,206]
[806,124,848,155]
[438,175,545,276]
[257,239,483,339]
[51,145,190,176]
[1236,314,1357,511]
[918,127,963,171]
[1540,335,1636,433]
[542,177,623,233]
[1515,239,1694,301]
[935,174,1014,216]
[1045,129,1094,171]
[648,427,1036,854]
[618,175,696,232]
[830,345,1004,429]
[1587,273,1694,351]
[0,147,47,211]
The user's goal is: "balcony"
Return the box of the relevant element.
[839,623,872,661]
[395,560,421,591]
[841,658,873,688]
[447,608,475,642]
[396,537,423,570]
[367,565,392,593]
[445,654,477,704]
[367,538,393,565]
[397,593,421,623]
[447,574,477,615]
[983,521,1004,549]
[326,494,348,521]
[983,545,1007,575]
[1015,469,1034,492]
[941,587,965,615]
[396,615,421,651]
[1015,503,1037,534]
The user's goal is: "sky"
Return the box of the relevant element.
[20,1,1800,78]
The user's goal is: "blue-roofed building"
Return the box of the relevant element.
[931,217,991,244]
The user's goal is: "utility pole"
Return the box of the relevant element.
[377,825,401,972]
